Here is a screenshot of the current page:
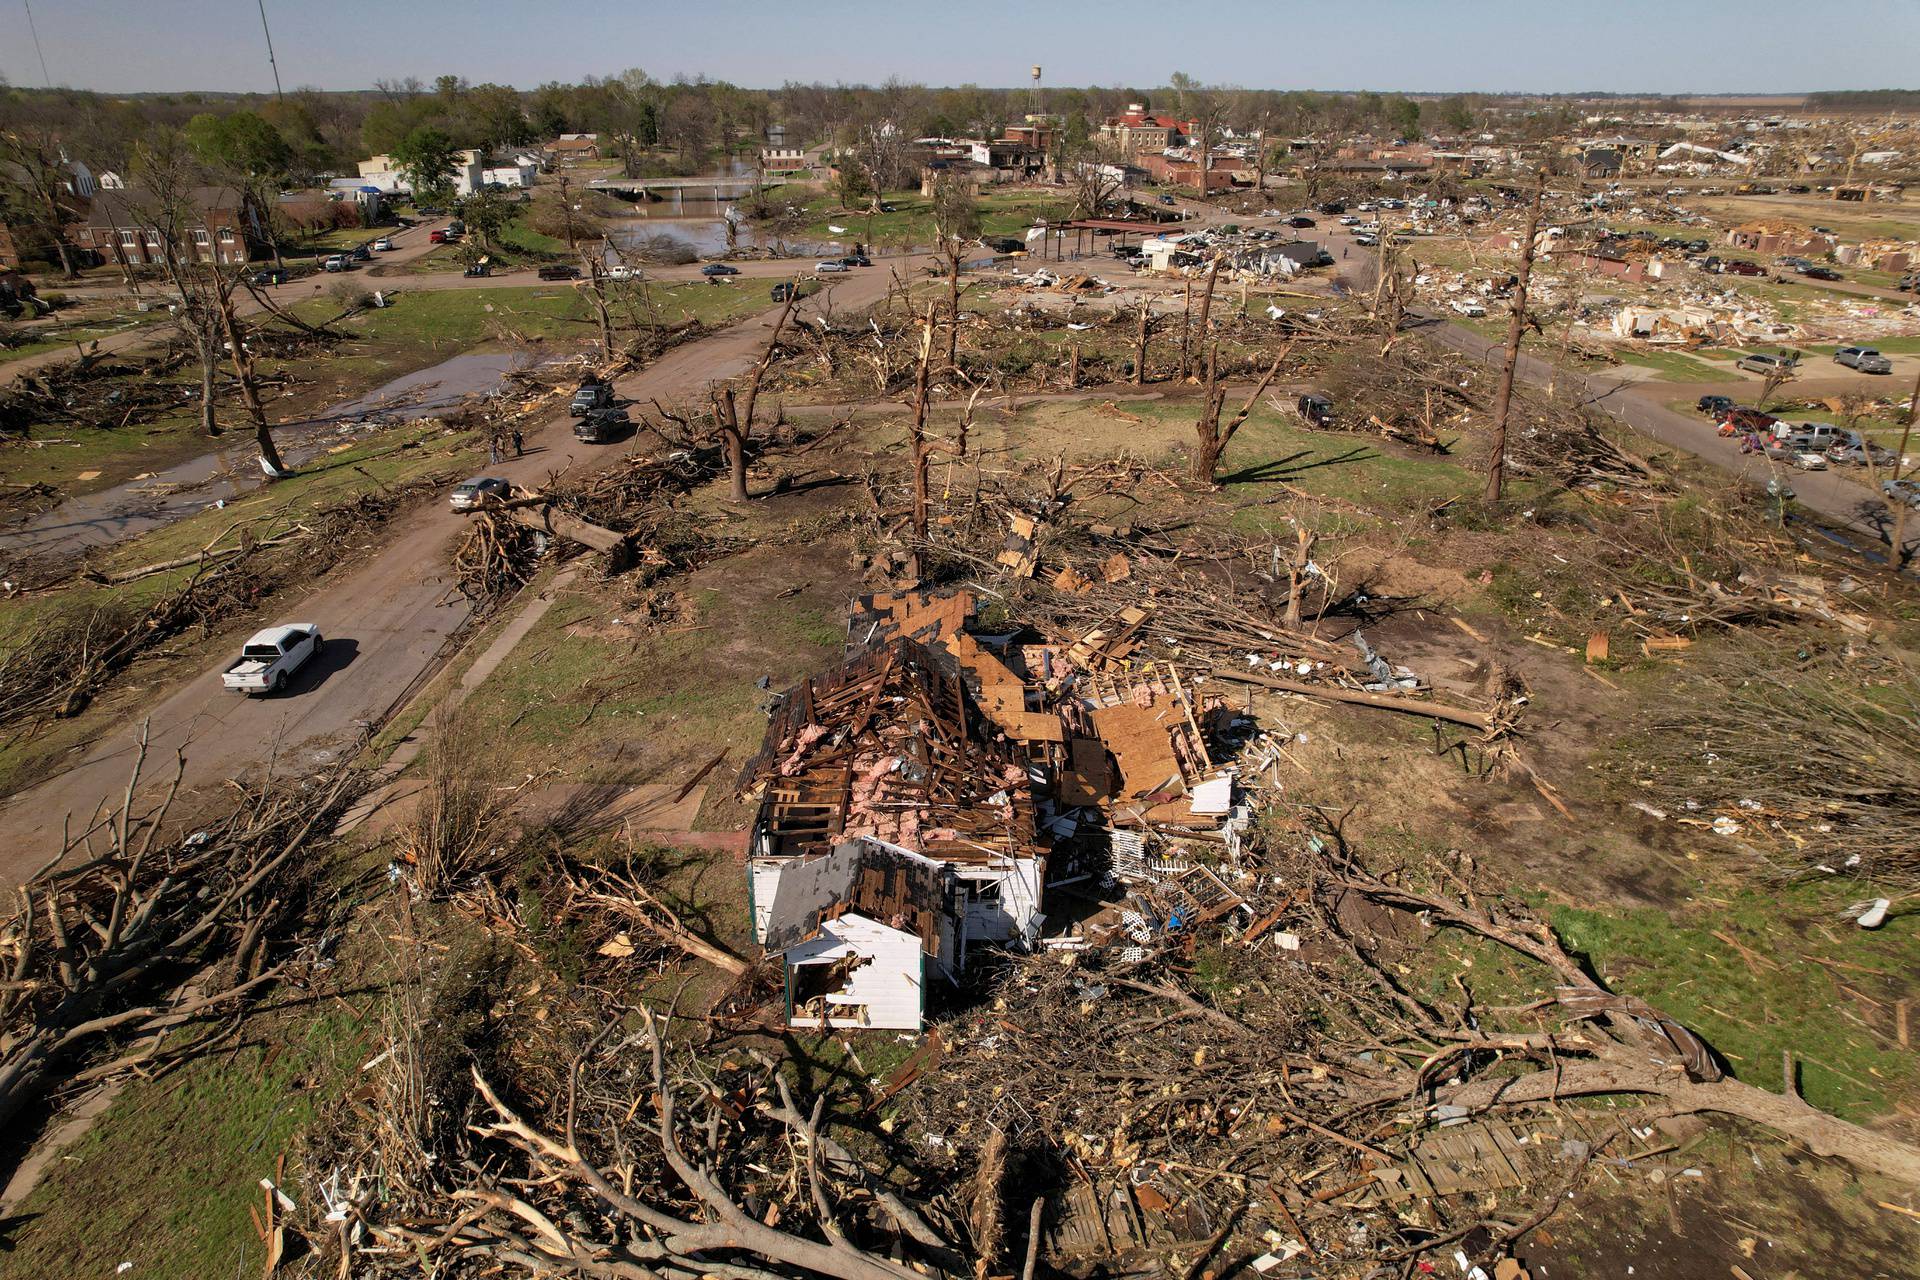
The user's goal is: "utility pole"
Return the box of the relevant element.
[255,0,284,100]
[22,0,52,88]
[1485,167,1547,504]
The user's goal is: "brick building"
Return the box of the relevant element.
[74,187,266,267]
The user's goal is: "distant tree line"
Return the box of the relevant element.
[1806,89,1920,111]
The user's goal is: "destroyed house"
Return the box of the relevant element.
[762,837,956,1030]
[741,636,1047,1029]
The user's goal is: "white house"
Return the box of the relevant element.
[482,155,540,188]
[357,149,487,196]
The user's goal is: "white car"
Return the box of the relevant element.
[372,237,395,252]
[1792,451,1829,471]
[222,624,322,695]
[1450,300,1487,318]
[814,261,850,274]
[1338,215,1360,225]
[606,264,637,281]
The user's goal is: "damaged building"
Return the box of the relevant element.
[738,589,1246,1031]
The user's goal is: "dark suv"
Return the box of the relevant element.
[569,382,614,418]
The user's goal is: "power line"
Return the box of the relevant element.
[256,0,283,100]
[22,0,52,88]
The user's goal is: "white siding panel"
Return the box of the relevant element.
[749,860,784,943]
[785,915,923,1031]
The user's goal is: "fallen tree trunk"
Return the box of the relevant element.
[1430,1056,1920,1190]
[83,529,306,585]
[1214,667,1493,731]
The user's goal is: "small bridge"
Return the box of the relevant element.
[589,176,761,201]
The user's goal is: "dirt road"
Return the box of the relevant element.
[0,259,916,884]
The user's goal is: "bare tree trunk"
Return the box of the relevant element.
[1191,342,1287,485]
[210,269,286,475]
[1485,168,1546,504]
[1191,254,1223,379]
[587,261,616,359]
[1133,300,1149,385]
[907,307,934,581]
[715,388,748,504]
[946,245,962,372]
[198,349,220,438]
[1067,342,1080,389]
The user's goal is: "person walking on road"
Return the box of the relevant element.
[488,433,501,465]
[512,428,524,457]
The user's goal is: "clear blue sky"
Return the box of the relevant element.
[3,0,1916,96]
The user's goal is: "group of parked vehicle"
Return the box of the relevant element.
[1696,393,1911,498]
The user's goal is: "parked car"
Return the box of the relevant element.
[700,263,739,277]
[1696,394,1736,417]
[814,261,850,273]
[1286,215,1316,228]
[1792,451,1829,471]
[573,407,626,443]
[1352,233,1379,247]
[1735,352,1798,375]
[570,381,614,418]
[1835,346,1893,374]
[1721,260,1767,277]
[321,254,351,272]
[1297,394,1335,428]
[1899,274,1920,293]
[1318,202,1346,215]
[428,230,449,244]
[447,219,466,236]
[1884,478,1920,509]
[1828,438,1897,467]
[1157,194,1176,206]
[222,624,322,696]
[841,253,871,267]
[771,281,806,302]
[1338,215,1360,226]
[982,237,1024,254]
[1719,407,1778,436]
[348,244,371,262]
[1801,266,1843,282]
[372,236,395,252]
[606,264,637,281]
[537,264,581,280]
[1450,299,1486,318]
[449,476,513,511]
[1775,256,1812,271]
[463,262,491,277]
[251,267,289,286]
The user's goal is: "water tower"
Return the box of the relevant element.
[1030,65,1042,118]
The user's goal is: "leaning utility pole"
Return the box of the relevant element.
[255,0,285,100]
[1485,167,1547,504]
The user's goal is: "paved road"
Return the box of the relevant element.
[0,259,918,883]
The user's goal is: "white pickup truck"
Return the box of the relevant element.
[222,623,323,695]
